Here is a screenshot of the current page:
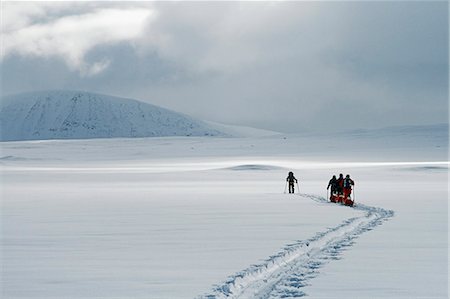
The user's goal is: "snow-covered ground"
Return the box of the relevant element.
[1,130,448,298]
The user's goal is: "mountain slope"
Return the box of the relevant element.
[0,90,225,141]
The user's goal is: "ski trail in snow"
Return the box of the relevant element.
[198,194,394,299]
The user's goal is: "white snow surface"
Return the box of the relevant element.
[1,127,448,298]
[204,121,280,138]
[0,90,225,141]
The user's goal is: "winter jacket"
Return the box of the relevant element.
[287,174,298,183]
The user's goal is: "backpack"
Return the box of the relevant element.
[343,178,352,188]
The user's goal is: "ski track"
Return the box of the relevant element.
[198,193,394,299]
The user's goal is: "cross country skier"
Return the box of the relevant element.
[286,171,298,194]
[327,175,338,198]
[343,174,355,199]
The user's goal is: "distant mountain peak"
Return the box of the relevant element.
[0,90,225,141]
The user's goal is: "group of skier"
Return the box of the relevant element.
[327,173,355,200]
[285,171,355,203]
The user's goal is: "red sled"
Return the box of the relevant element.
[343,197,354,207]
[330,193,344,203]
[330,193,339,203]
[330,193,354,207]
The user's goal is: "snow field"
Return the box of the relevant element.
[200,194,394,299]
[1,135,448,298]
[2,167,360,298]
[304,171,448,299]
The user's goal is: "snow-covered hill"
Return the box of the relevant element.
[0,90,226,141]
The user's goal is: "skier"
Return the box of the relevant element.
[343,174,355,199]
[286,171,298,194]
[327,175,338,197]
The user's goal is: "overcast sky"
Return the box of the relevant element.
[1,1,448,133]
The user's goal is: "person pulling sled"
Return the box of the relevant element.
[286,171,298,194]
[343,174,355,200]
[328,174,355,206]
[327,175,338,201]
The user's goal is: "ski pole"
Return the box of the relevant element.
[296,182,300,194]
[327,188,329,201]
[284,181,287,194]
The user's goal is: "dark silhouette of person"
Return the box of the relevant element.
[327,175,338,195]
[343,174,355,199]
[286,171,298,194]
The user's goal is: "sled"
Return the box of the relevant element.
[330,195,338,203]
[330,192,354,207]
[330,193,344,203]
[343,197,354,207]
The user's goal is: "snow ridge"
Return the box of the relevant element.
[198,194,394,299]
[0,90,225,141]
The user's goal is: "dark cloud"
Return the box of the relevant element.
[1,1,448,133]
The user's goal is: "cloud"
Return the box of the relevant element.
[1,1,447,132]
[2,4,153,76]
[136,2,320,74]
